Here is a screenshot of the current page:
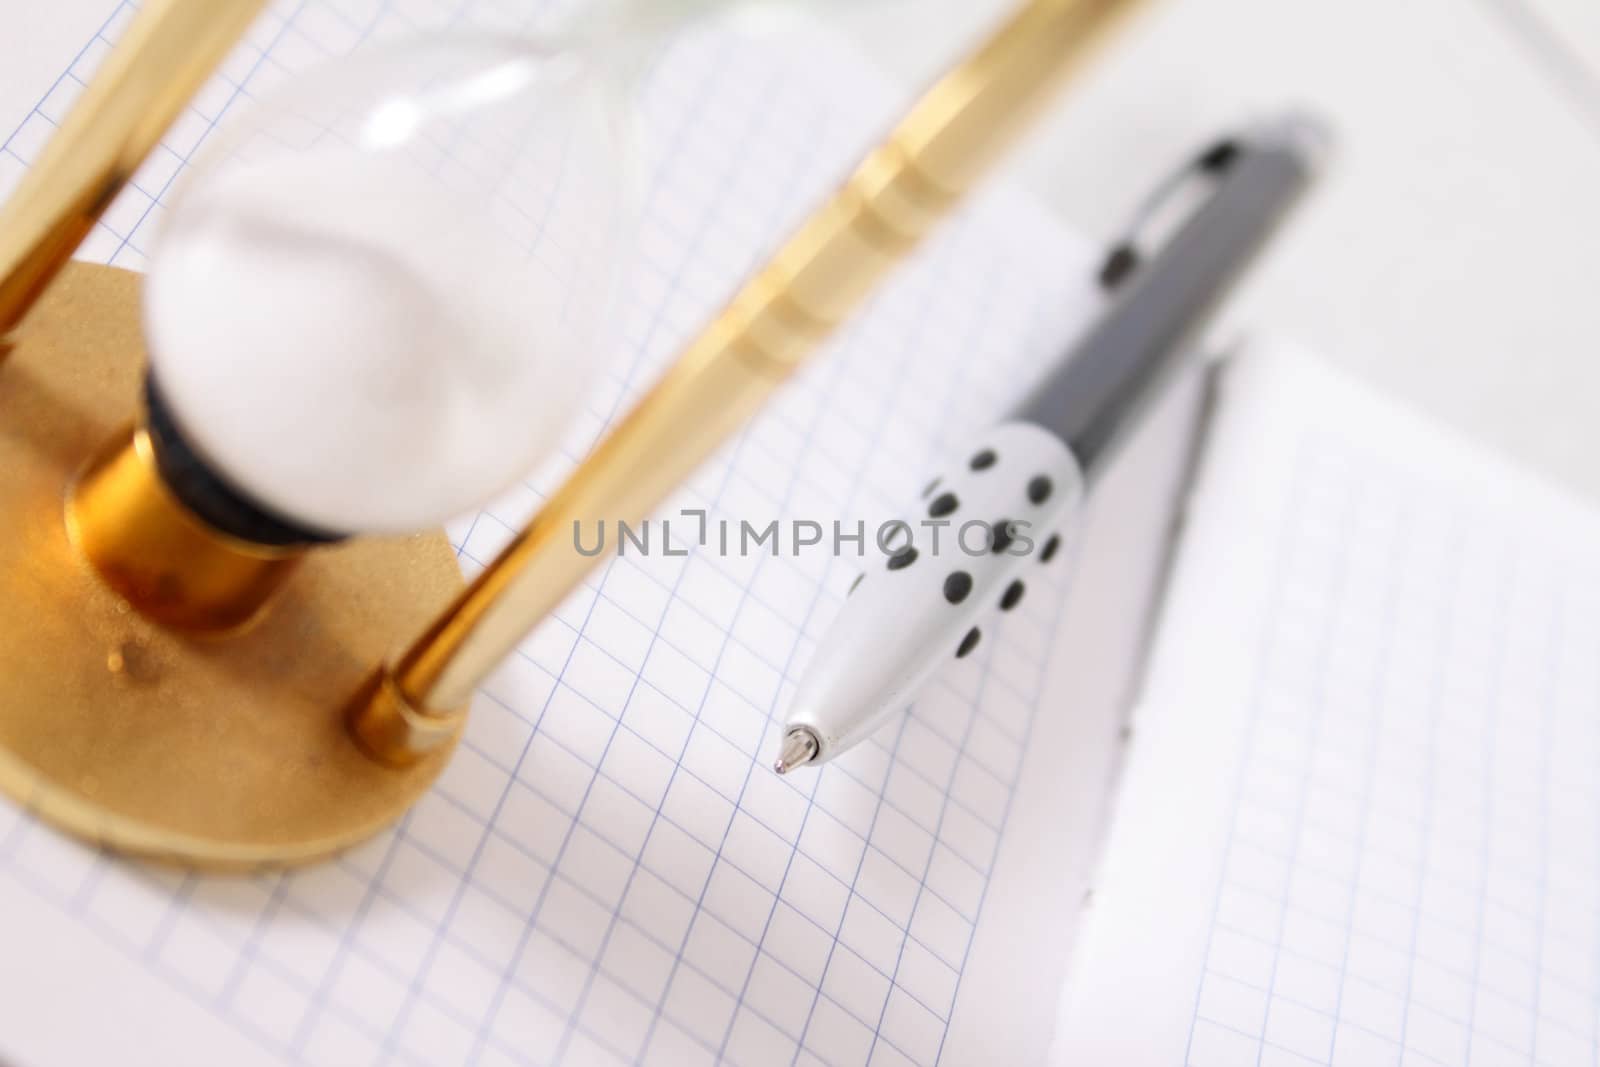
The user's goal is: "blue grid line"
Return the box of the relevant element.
[932,509,1086,1065]
[460,507,1041,788]
[861,547,1036,1063]
[92,2,404,1054]
[450,42,799,1067]
[477,297,1013,564]
[40,0,401,928]
[462,189,757,1067]
[561,60,915,1066]
[1391,509,1478,1067]
[1193,964,1553,1067]
[924,261,1090,1065]
[0,103,184,210]
[43,854,445,1067]
[61,868,512,1067]
[441,579,1019,893]
[1200,901,1600,1023]
[553,74,850,1061]
[143,869,202,967]
[1592,606,1600,1067]
[828,212,1020,1067]
[1459,537,1520,1066]
[437,550,1016,917]
[458,510,1046,763]
[708,191,996,1067]
[299,38,630,1067]
[413,719,984,991]
[275,0,492,1044]
[270,859,659,1062]
[214,870,294,1011]
[1194,1009,1453,1067]
[354,756,973,1027]
[0,6,1097,1065]
[285,811,412,1050]
[105,0,314,267]
[0,2,130,155]
[466,477,1057,711]
[1316,491,1407,1063]
[0,723,751,1061]
[1177,438,1600,1067]
[1182,447,1315,1067]
[1249,468,1360,1066]
[478,36,870,1067]
[335,814,954,1049]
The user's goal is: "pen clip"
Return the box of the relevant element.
[1097,136,1240,291]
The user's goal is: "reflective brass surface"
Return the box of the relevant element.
[0,262,466,867]
[0,0,268,336]
[67,426,304,632]
[346,669,465,766]
[375,0,1147,717]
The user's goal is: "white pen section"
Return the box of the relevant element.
[786,420,1085,765]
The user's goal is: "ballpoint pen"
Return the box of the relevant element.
[773,113,1328,774]
[352,0,1148,760]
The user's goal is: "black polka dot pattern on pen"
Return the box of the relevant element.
[991,519,1015,554]
[1041,533,1061,563]
[1000,580,1025,611]
[888,546,918,571]
[943,571,972,604]
[928,492,959,518]
[969,449,996,471]
[956,627,981,658]
[1027,475,1053,505]
[922,477,941,499]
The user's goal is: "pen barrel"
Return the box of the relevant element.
[1016,125,1320,480]
[360,0,1149,754]
[784,419,1085,766]
[0,0,269,337]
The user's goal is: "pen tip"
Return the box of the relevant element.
[773,727,819,775]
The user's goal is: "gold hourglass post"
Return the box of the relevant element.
[0,0,468,865]
[354,0,1147,761]
[0,0,268,337]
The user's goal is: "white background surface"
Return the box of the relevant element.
[1052,338,1600,1065]
[5,2,1600,1064]
[834,0,1600,502]
[0,9,1174,1066]
[19,0,1600,500]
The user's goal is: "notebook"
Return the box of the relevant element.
[0,4,1195,1066]
[1050,346,1600,1066]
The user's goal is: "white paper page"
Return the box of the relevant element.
[1053,343,1600,1066]
[1499,0,1600,128]
[0,4,1180,1066]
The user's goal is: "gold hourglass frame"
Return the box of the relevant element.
[0,0,1141,867]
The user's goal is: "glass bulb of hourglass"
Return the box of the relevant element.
[142,36,632,535]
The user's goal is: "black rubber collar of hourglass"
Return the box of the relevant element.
[143,375,347,548]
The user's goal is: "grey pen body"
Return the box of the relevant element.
[774,117,1325,776]
[1013,124,1320,481]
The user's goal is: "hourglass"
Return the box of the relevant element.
[0,0,1141,867]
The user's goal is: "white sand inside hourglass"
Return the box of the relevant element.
[142,152,596,534]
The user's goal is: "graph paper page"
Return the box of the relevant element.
[0,4,1122,1066]
[1052,343,1600,1066]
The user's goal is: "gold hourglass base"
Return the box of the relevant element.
[0,262,466,868]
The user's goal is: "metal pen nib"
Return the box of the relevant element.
[773,727,820,774]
